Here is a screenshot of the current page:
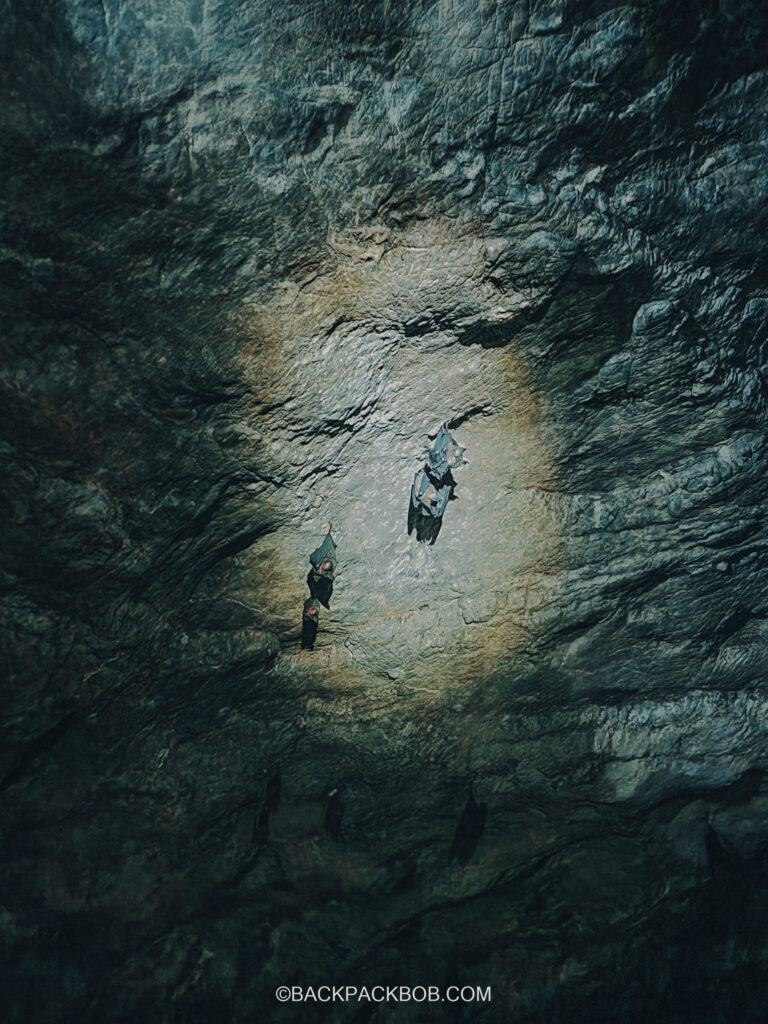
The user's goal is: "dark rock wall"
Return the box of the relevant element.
[2,1,768,1021]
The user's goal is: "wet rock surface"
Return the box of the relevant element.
[2,1,768,1021]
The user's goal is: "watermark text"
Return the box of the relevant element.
[275,984,491,1004]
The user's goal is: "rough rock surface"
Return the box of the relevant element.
[2,1,768,1021]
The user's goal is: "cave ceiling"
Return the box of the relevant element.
[2,1,768,1022]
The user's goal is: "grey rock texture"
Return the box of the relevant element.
[2,1,768,1021]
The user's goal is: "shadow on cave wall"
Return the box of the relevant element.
[540,842,768,1024]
